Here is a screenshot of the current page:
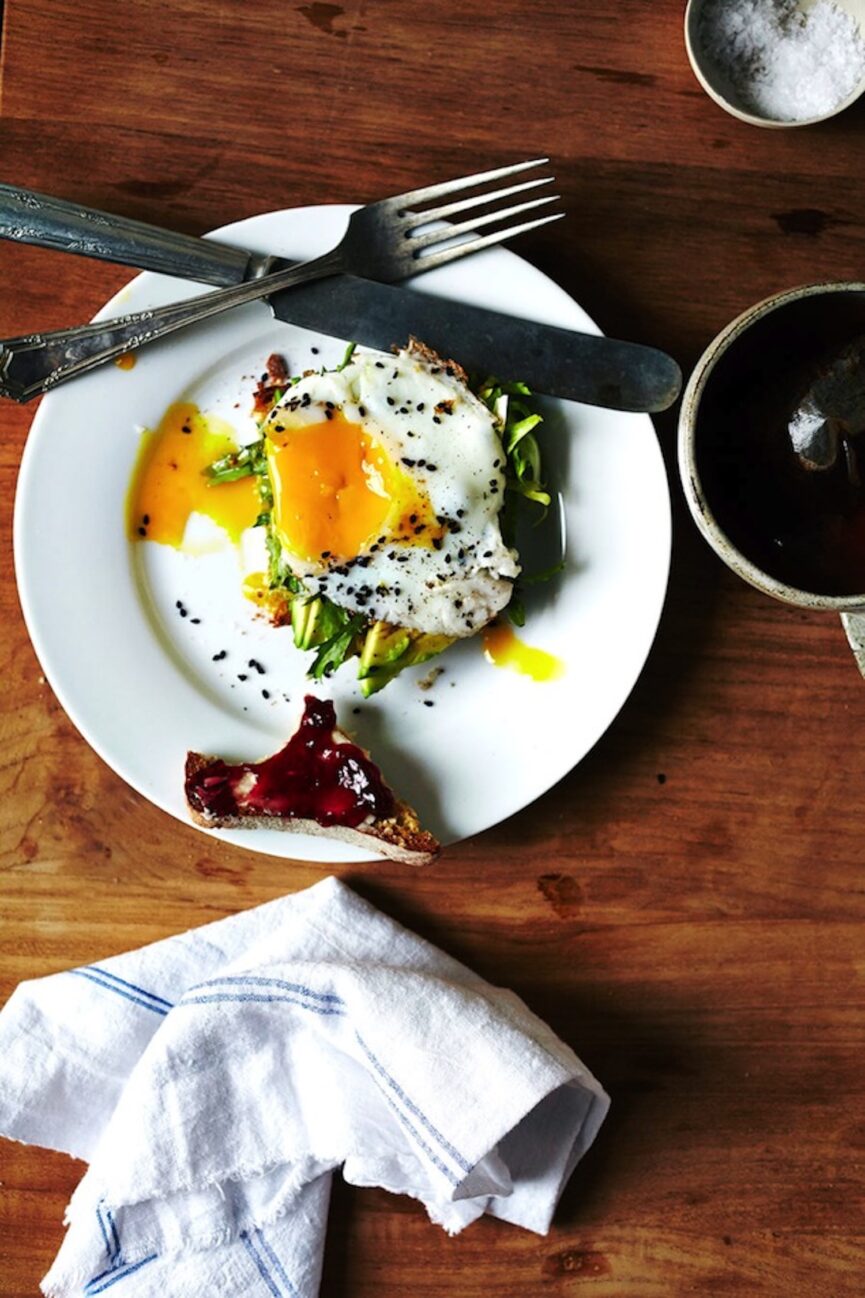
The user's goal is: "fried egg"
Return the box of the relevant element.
[263,346,519,638]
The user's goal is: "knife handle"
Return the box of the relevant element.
[0,185,262,286]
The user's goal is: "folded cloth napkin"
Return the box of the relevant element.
[0,877,609,1298]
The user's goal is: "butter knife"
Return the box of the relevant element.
[0,185,681,411]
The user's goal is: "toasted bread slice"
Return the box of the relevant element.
[185,696,439,866]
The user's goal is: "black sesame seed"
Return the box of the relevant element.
[386,397,395,406]
[262,689,270,699]
[238,673,248,682]
[190,618,201,625]
[432,538,443,551]
[423,700,435,707]
[311,347,319,355]
[248,659,266,674]
[426,463,437,472]
[432,416,441,424]
[142,514,150,525]
[358,405,367,416]
[212,650,227,661]
[325,408,334,420]
[137,526,147,537]
[417,402,425,411]
[375,361,385,368]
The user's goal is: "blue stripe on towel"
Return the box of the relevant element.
[87,967,173,1010]
[355,1033,473,1174]
[93,1203,114,1263]
[104,1204,122,1263]
[195,975,342,1005]
[241,1232,282,1297]
[85,1254,157,1293]
[69,970,169,1017]
[180,991,344,1015]
[254,1227,300,1298]
[363,1077,460,1183]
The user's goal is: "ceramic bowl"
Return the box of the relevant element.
[684,0,865,128]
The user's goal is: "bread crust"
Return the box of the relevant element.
[403,336,470,387]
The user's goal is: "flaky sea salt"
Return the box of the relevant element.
[698,0,865,121]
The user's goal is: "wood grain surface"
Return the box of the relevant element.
[2,1,865,1294]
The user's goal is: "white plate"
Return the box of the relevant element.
[13,206,671,862]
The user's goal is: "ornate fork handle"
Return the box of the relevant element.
[0,248,344,402]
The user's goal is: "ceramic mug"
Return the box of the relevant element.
[678,281,865,676]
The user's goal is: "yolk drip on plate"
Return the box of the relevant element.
[128,402,260,547]
[266,412,442,563]
[483,622,565,682]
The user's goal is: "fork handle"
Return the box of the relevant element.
[0,185,262,286]
[0,249,344,402]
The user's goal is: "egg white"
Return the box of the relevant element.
[262,347,519,638]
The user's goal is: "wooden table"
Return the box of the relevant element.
[2,2,865,1293]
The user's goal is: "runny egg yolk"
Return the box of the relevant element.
[482,622,565,682]
[128,402,260,547]
[266,412,441,564]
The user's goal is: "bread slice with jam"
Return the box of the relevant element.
[184,695,439,866]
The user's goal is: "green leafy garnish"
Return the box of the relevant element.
[336,341,357,371]
[309,612,366,680]
[476,378,551,512]
[205,439,267,485]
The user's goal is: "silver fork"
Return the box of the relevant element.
[0,159,562,402]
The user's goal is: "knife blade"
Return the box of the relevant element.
[269,272,681,413]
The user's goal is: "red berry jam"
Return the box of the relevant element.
[186,696,395,828]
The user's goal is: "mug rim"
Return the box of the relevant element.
[678,280,865,612]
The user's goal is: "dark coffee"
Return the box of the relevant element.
[696,291,865,597]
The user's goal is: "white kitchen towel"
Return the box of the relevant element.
[0,876,609,1298]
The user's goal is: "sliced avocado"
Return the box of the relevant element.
[291,597,323,650]
[357,621,412,678]
[358,629,455,698]
[406,632,454,665]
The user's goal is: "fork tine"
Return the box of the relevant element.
[409,175,554,226]
[408,195,560,251]
[411,211,565,271]
[388,158,549,212]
